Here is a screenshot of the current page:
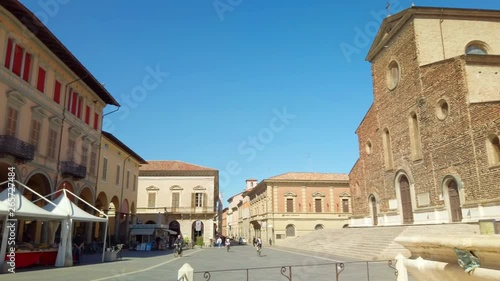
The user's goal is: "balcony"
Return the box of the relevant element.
[60,161,87,179]
[0,135,35,163]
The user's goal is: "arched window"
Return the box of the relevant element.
[314,224,324,230]
[387,60,400,90]
[487,135,500,166]
[466,45,487,55]
[409,112,422,160]
[286,224,295,237]
[382,128,393,169]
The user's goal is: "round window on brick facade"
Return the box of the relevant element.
[365,140,372,155]
[436,99,449,120]
[387,60,400,90]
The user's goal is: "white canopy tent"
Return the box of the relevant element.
[41,188,108,266]
[0,180,67,269]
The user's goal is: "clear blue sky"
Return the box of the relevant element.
[20,0,500,202]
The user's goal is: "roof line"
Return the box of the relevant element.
[1,1,119,106]
[102,132,147,164]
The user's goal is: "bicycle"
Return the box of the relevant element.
[226,242,230,252]
[256,244,262,257]
[173,244,182,257]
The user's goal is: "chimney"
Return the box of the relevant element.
[245,179,258,190]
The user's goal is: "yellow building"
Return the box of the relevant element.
[0,1,119,243]
[95,132,147,244]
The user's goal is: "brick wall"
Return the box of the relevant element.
[350,17,500,219]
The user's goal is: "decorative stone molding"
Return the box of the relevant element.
[284,192,297,197]
[312,192,325,197]
[69,126,82,138]
[82,135,95,144]
[193,185,206,190]
[170,185,182,190]
[146,185,159,191]
[340,192,351,197]
[31,106,47,118]
[49,116,63,127]
[6,90,26,108]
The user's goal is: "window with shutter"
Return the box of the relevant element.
[22,53,31,82]
[29,119,41,151]
[37,67,46,93]
[6,107,19,136]
[148,193,156,208]
[172,193,180,209]
[53,80,62,104]
[342,199,350,213]
[315,199,322,213]
[47,129,58,160]
[102,158,108,180]
[85,106,91,124]
[286,199,293,212]
[115,165,121,185]
[94,113,99,130]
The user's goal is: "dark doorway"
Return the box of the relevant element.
[448,179,463,222]
[400,175,414,224]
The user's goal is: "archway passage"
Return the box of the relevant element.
[24,173,51,206]
[77,187,94,241]
[56,181,75,201]
[23,173,52,243]
[400,175,414,224]
[370,195,378,226]
[448,179,463,222]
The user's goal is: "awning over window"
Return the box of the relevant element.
[130,228,155,236]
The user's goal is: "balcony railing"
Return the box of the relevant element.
[60,161,87,179]
[195,260,399,281]
[0,135,35,163]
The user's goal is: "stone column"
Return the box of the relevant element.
[100,209,108,241]
[131,214,137,225]
[85,220,93,243]
[125,213,130,244]
[41,221,48,244]
[114,211,121,244]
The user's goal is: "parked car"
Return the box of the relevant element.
[239,237,247,245]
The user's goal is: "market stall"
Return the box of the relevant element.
[0,180,67,270]
[42,189,108,265]
[129,224,176,251]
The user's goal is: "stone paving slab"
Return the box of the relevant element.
[2,245,412,281]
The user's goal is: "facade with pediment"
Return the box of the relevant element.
[136,160,219,245]
[349,6,500,227]
[243,172,351,246]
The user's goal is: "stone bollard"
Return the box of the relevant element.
[395,254,409,281]
[178,263,194,281]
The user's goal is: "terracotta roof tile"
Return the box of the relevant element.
[268,172,349,181]
[139,160,217,171]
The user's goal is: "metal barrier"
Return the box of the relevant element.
[194,260,398,281]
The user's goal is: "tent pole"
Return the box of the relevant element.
[0,215,10,270]
[102,221,108,262]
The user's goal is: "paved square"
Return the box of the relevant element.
[3,245,406,281]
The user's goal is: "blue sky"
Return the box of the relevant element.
[20,0,500,202]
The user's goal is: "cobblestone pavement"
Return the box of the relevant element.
[2,245,407,281]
